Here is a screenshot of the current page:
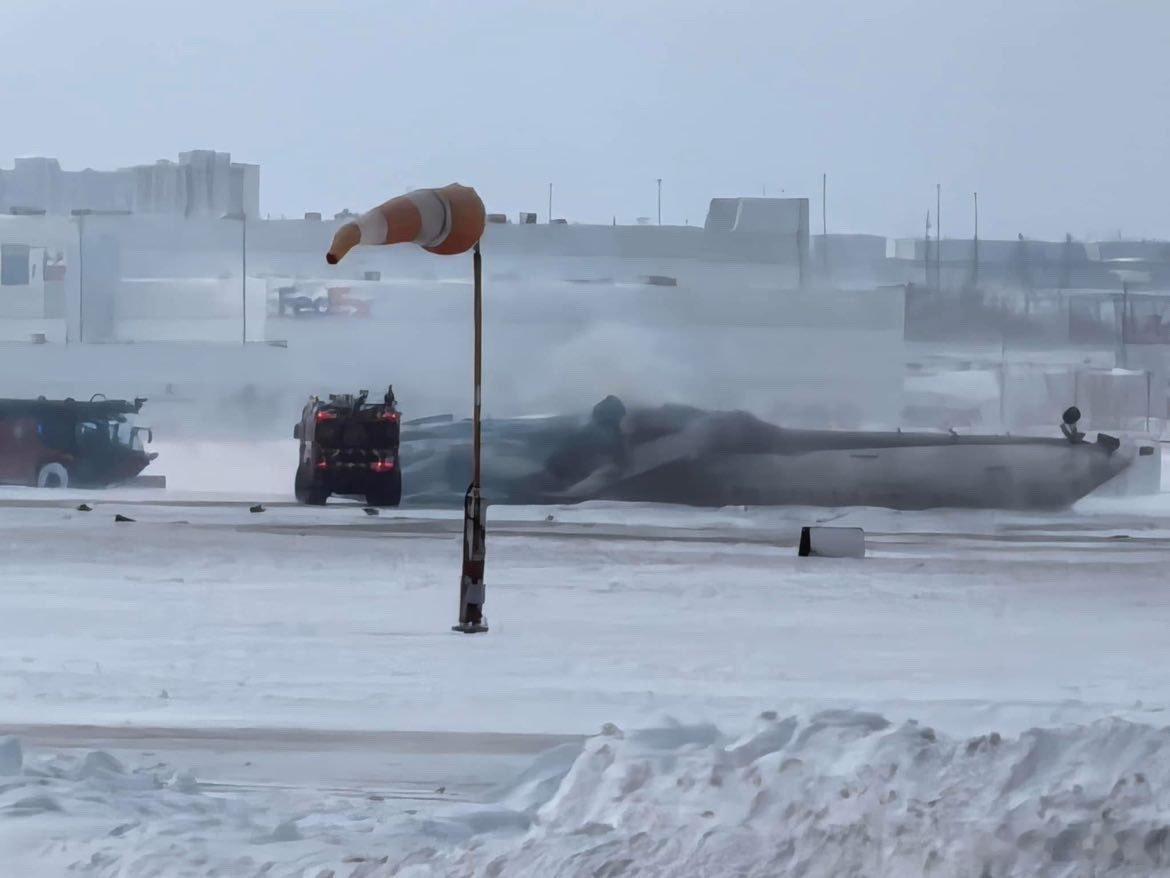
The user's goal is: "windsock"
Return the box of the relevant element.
[326,183,486,264]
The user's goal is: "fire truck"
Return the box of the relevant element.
[0,395,156,488]
[293,387,401,506]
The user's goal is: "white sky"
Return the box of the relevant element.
[2,0,1167,240]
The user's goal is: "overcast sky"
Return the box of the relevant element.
[2,0,1167,240]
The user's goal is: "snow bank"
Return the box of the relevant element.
[419,710,1170,877]
[10,711,1170,876]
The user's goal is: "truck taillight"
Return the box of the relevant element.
[316,410,338,423]
[371,460,396,473]
[377,410,400,422]
[315,460,329,470]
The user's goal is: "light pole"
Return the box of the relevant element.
[224,211,247,344]
[656,178,662,225]
[548,183,553,224]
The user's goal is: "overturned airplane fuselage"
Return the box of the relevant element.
[400,400,1136,510]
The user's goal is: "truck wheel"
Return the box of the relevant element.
[366,471,402,507]
[294,464,329,505]
[37,462,70,489]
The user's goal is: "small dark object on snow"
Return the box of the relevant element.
[114,514,134,523]
[249,504,265,513]
[363,507,380,516]
[76,503,92,512]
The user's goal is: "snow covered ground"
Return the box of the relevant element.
[3,477,1170,875]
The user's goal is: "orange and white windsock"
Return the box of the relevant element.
[326,183,486,264]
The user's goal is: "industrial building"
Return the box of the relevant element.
[0,150,258,218]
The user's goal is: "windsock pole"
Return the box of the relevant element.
[454,241,488,633]
[473,242,483,488]
[324,183,489,633]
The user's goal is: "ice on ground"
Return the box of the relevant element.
[8,710,1170,876]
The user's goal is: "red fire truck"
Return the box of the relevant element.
[0,396,157,488]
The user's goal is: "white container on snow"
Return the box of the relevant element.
[798,526,866,559]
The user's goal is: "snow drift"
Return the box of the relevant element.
[9,711,1170,876]
[414,710,1170,877]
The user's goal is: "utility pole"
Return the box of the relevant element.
[656,178,662,225]
[548,183,553,224]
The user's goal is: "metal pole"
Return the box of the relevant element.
[241,215,247,345]
[472,243,482,486]
[548,183,553,224]
[77,216,84,344]
[656,178,662,225]
[455,241,488,633]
